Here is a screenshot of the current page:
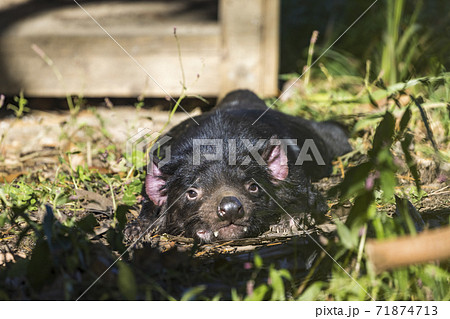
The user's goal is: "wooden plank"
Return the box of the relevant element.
[0,1,221,97]
[1,33,221,97]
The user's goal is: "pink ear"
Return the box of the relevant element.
[266,145,289,180]
[145,162,167,206]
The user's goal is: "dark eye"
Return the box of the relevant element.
[186,189,199,200]
[247,183,259,193]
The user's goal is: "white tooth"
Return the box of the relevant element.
[214,231,219,237]
[243,227,248,232]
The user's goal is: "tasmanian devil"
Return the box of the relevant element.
[125,90,351,243]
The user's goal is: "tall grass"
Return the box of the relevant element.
[380,0,426,84]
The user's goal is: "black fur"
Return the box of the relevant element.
[125,90,351,243]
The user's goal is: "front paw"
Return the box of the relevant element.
[269,213,319,236]
[124,219,154,244]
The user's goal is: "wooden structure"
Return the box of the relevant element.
[0,0,279,98]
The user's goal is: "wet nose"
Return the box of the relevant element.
[217,196,244,222]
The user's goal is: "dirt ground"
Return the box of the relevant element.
[0,105,201,177]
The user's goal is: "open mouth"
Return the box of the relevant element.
[214,224,248,239]
[196,224,250,242]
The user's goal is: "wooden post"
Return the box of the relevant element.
[219,0,279,98]
[365,226,450,273]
